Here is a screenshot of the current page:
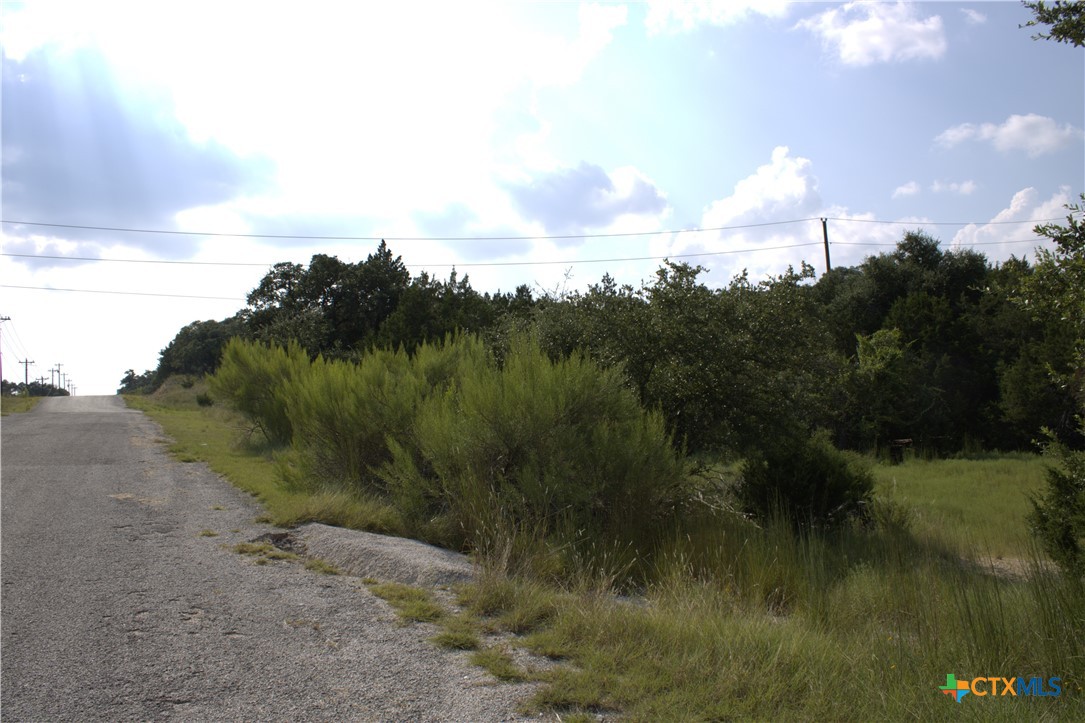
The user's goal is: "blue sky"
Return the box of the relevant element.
[1,1,1082,394]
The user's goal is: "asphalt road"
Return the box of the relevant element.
[1,396,532,721]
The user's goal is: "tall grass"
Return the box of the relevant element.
[137,372,1083,719]
[211,334,687,575]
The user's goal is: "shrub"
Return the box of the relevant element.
[1030,430,1085,579]
[378,333,687,558]
[209,338,309,445]
[283,335,488,495]
[736,430,874,530]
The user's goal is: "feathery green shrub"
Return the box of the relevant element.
[209,338,309,445]
[379,334,687,559]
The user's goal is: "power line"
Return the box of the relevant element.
[0,253,269,267]
[2,241,827,269]
[1,213,1070,242]
[822,216,1075,226]
[0,217,817,241]
[831,237,1049,247]
[0,284,246,301]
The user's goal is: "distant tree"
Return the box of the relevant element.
[1022,1,1085,46]
[155,315,247,385]
[118,369,156,395]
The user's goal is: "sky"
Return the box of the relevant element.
[1,1,1082,396]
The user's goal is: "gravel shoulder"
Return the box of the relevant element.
[1,396,538,721]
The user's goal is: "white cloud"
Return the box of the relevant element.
[936,114,1084,157]
[952,186,1072,259]
[797,1,946,65]
[645,0,792,34]
[892,181,920,199]
[931,180,977,195]
[651,147,891,282]
[960,8,986,25]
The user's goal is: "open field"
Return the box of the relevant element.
[1,395,41,416]
[127,380,1083,720]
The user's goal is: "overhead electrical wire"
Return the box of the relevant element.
[1,241,827,269]
[0,284,246,301]
[0,212,1070,243]
[0,217,817,242]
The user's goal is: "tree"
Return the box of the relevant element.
[118,369,155,395]
[1022,1,1085,46]
[155,316,247,385]
[1018,195,1085,414]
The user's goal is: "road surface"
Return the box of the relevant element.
[1,396,531,721]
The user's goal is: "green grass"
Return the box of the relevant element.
[469,646,529,683]
[1,395,41,415]
[367,581,446,624]
[304,557,341,575]
[873,455,1046,557]
[124,376,1084,720]
[232,541,298,562]
[123,380,405,535]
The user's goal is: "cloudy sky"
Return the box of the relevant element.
[1,1,1082,395]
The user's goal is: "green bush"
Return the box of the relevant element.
[378,334,687,559]
[209,338,309,445]
[1030,431,1085,579]
[284,335,488,495]
[736,430,874,529]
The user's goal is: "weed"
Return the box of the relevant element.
[304,558,341,575]
[367,582,445,624]
[430,615,481,650]
[0,396,41,416]
[198,529,219,537]
[470,646,528,683]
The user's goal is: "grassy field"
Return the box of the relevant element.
[127,380,1083,721]
[1,395,42,416]
[873,455,1047,558]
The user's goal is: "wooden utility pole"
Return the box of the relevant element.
[821,218,831,274]
[0,316,10,383]
[20,359,34,392]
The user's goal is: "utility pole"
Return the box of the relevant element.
[821,218,832,274]
[56,364,64,392]
[0,316,10,384]
[20,359,34,393]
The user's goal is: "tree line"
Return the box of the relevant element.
[125,222,1083,460]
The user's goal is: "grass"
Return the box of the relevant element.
[126,376,1084,720]
[124,378,404,534]
[367,581,446,624]
[873,455,1046,557]
[232,541,298,563]
[304,558,341,575]
[1,395,41,415]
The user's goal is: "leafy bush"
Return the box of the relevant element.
[378,334,687,559]
[209,338,309,445]
[283,335,488,495]
[736,430,874,529]
[1030,431,1085,579]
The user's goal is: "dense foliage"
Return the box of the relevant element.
[1,379,70,397]
[212,334,687,563]
[142,225,1082,458]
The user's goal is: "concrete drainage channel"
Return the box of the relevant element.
[261,523,475,587]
